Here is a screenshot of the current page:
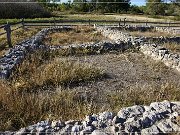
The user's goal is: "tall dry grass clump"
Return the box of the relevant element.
[0,83,101,131]
[37,59,103,86]
[0,49,105,131]
[10,50,104,90]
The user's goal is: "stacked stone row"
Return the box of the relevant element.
[96,26,180,44]
[142,36,180,44]
[4,101,179,135]
[0,26,133,79]
[49,40,130,53]
[155,27,180,35]
[96,26,180,73]
[140,44,180,72]
[0,27,64,79]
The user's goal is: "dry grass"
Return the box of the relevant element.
[0,50,180,131]
[129,30,174,37]
[162,42,180,54]
[0,25,180,132]
[0,49,105,131]
[0,27,41,56]
[107,83,180,113]
[0,80,179,131]
[65,52,180,112]
[0,83,101,131]
[1,79,179,131]
[10,50,104,91]
[43,26,106,46]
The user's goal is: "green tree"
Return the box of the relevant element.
[91,0,130,13]
[73,0,89,12]
[129,5,144,14]
[146,0,166,15]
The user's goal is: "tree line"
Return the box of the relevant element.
[48,0,179,16]
[0,0,179,19]
[145,0,179,16]
[0,0,51,19]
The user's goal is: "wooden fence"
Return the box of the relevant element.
[0,18,180,47]
[0,19,25,47]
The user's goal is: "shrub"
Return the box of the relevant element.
[0,0,51,19]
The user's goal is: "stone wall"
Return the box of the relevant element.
[97,26,180,44]
[96,26,180,73]
[111,25,154,32]
[96,26,143,46]
[0,27,71,79]
[155,27,180,35]
[1,25,179,79]
[0,26,180,135]
[0,27,132,79]
[6,101,180,135]
[140,44,180,72]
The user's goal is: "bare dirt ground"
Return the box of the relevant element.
[59,52,180,95]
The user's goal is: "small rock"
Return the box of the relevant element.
[91,129,108,135]
[112,116,124,125]
[117,105,145,119]
[92,120,98,127]
[141,125,160,135]
[15,128,26,135]
[98,112,113,122]
[150,100,171,113]
[157,120,173,133]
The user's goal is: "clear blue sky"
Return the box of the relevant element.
[60,0,146,6]
[130,0,145,6]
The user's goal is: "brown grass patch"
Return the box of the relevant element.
[0,85,102,131]
[43,26,106,46]
[129,30,174,37]
[10,50,104,91]
[0,49,105,131]
[107,83,180,112]
[162,42,180,54]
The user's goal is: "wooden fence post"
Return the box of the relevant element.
[53,18,56,27]
[124,18,126,26]
[22,18,25,29]
[4,22,12,48]
[119,19,121,27]
[146,20,148,26]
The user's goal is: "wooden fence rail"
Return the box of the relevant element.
[24,19,180,25]
[0,19,24,47]
[0,18,180,48]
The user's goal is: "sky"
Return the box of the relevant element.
[60,0,146,6]
[130,0,145,6]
